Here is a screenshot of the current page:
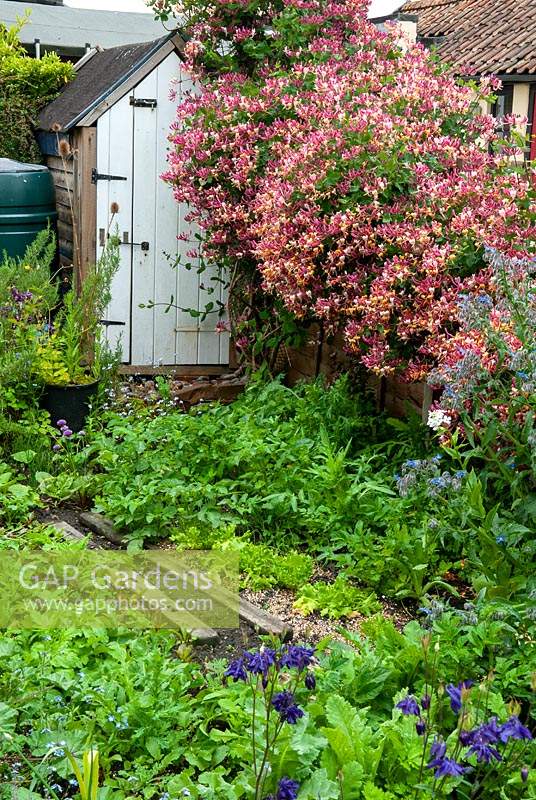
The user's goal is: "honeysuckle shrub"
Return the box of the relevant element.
[150,0,535,378]
[0,18,74,162]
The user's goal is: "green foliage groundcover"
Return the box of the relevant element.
[86,377,401,548]
[0,18,73,162]
[76,376,535,601]
[0,595,534,799]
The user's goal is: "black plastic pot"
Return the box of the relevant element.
[42,380,99,433]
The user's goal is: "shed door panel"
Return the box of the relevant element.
[96,94,133,363]
[98,53,228,366]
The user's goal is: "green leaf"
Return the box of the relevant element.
[12,450,36,464]
[340,761,365,800]
[299,768,339,800]
[146,737,161,759]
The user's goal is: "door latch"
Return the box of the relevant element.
[130,96,157,108]
[121,233,149,252]
[91,168,127,184]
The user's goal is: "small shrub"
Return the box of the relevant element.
[294,576,381,619]
[0,17,74,162]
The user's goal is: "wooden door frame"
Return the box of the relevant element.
[530,84,536,162]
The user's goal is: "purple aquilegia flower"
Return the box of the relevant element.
[499,716,533,743]
[416,719,426,736]
[304,672,316,690]
[428,739,447,767]
[225,658,248,682]
[461,717,501,747]
[427,739,468,779]
[276,778,299,800]
[521,767,529,783]
[467,740,502,764]
[446,680,473,713]
[462,719,502,764]
[280,645,315,671]
[396,695,420,716]
[432,758,468,779]
[272,691,304,724]
[421,694,431,710]
[245,648,276,676]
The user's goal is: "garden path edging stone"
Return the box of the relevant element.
[77,511,293,640]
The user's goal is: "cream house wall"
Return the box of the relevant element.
[512,83,531,135]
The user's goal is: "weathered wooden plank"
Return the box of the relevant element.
[48,167,75,191]
[52,520,87,541]
[73,127,97,284]
[58,220,73,244]
[79,511,126,545]
[48,155,74,174]
[55,186,74,209]
[57,204,74,225]
[239,597,293,640]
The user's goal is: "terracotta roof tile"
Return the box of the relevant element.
[401,0,536,75]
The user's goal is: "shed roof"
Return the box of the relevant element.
[38,33,181,132]
[402,0,536,75]
[1,1,165,53]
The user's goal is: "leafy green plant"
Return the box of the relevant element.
[0,17,74,162]
[88,377,395,546]
[36,232,120,387]
[0,521,87,551]
[294,576,381,619]
[220,539,313,590]
[0,461,40,524]
[64,748,100,800]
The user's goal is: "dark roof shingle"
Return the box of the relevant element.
[38,35,171,131]
[402,0,536,75]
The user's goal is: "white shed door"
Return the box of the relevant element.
[96,52,229,366]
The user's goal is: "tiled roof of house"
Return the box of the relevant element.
[401,0,536,75]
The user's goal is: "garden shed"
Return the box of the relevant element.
[37,33,229,369]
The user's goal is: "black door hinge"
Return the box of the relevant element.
[130,97,157,108]
[91,168,127,184]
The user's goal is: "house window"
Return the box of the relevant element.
[492,83,514,137]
